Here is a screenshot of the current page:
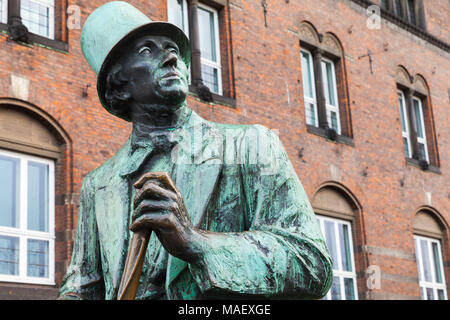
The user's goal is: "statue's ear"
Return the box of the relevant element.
[105,64,131,103]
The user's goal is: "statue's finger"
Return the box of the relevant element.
[133,182,176,209]
[133,199,172,222]
[129,213,172,232]
[133,172,169,189]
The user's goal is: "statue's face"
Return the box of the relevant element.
[119,34,189,109]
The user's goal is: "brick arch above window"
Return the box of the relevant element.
[312,182,361,220]
[413,207,448,240]
[0,98,71,158]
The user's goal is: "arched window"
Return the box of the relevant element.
[413,209,447,300]
[312,184,361,300]
[395,67,439,171]
[0,100,70,294]
[298,22,352,145]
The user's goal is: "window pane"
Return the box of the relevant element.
[419,143,426,161]
[426,287,434,300]
[198,7,216,62]
[381,0,388,9]
[339,223,352,272]
[27,161,49,232]
[414,238,422,281]
[27,239,49,278]
[407,0,416,25]
[437,289,445,300]
[0,236,19,276]
[0,0,5,24]
[393,0,403,17]
[344,277,356,300]
[398,93,407,133]
[307,103,317,126]
[324,221,338,269]
[330,276,341,300]
[167,0,186,33]
[420,239,432,282]
[431,242,443,284]
[330,111,338,132]
[403,138,410,157]
[413,99,424,138]
[21,0,53,38]
[325,62,336,106]
[301,51,314,98]
[201,63,219,94]
[0,154,20,228]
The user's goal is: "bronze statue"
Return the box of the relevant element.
[58,1,332,300]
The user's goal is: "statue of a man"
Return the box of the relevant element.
[58,1,332,300]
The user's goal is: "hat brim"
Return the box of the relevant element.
[96,22,191,121]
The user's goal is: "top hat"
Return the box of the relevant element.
[81,1,191,121]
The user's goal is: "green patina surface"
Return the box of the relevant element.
[58,1,333,300]
[59,109,333,300]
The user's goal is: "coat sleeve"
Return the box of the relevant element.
[58,174,105,300]
[188,125,333,299]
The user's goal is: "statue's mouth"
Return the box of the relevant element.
[161,71,181,81]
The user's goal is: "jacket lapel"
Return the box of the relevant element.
[166,113,224,296]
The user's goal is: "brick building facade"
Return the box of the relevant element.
[0,0,448,300]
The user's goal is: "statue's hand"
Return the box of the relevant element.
[130,172,203,263]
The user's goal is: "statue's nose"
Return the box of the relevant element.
[162,51,178,68]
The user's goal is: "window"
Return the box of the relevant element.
[298,23,352,143]
[300,49,318,127]
[299,47,343,136]
[414,236,447,300]
[381,0,426,29]
[321,58,341,134]
[0,0,7,24]
[412,97,428,162]
[397,90,431,163]
[167,0,223,96]
[0,149,55,285]
[197,4,222,95]
[398,91,412,157]
[20,0,55,39]
[317,216,358,300]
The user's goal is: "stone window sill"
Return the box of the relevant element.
[188,85,236,108]
[405,157,441,174]
[306,124,354,146]
[0,23,68,53]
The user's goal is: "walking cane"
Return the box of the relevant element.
[117,229,151,300]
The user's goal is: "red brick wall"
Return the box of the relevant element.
[0,0,448,299]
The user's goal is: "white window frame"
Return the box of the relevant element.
[321,57,341,135]
[414,235,447,300]
[0,149,55,285]
[167,0,222,95]
[167,0,189,36]
[0,0,7,24]
[300,49,318,127]
[198,2,222,95]
[412,97,429,162]
[398,90,412,158]
[20,0,55,40]
[317,215,358,300]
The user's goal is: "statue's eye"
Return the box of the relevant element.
[168,47,178,54]
[139,46,152,55]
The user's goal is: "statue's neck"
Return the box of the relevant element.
[130,101,189,133]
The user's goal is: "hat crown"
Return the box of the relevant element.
[81,1,152,75]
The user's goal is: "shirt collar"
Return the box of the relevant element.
[119,108,193,178]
